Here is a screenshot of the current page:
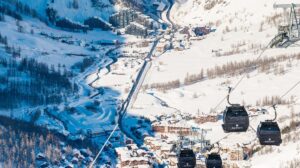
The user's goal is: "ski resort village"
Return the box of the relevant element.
[1,0,300,167]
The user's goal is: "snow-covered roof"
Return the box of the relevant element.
[161,143,173,151]
[128,22,147,30]
[157,2,166,11]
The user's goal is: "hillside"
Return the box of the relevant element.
[0,0,300,167]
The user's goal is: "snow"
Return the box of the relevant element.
[129,0,300,167]
[251,140,300,168]
[0,15,124,68]
[1,0,300,167]
[18,0,116,22]
[274,0,300,5]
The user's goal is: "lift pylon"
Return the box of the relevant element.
[271,3,300,47]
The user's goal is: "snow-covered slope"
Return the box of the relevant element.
[1,0,300,167]
[16,0,116,22]
[128,0,300,167]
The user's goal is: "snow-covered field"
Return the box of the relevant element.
[1,0,300,167]
[128,0,300,167]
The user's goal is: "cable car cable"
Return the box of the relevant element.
[256,81,300,146]
[212,42,272,114]
[90,37,299,167]
[90,40,165,167]
[89,124,119,168]
[205,142,222,168]
[259,80,300,113]
[210,80,300,147]
[270,104,277,121]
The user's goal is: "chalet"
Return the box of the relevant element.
[115,144,153,168]
[193,26,213,36]
[160,143,173,156]
[135,12,155,29]
[152,124,192,135]
[144,136,156,146]
[229,148,244,161]
[194,115,218,124]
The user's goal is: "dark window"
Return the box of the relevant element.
[226,106,248,117]
[180,150,195,157]
[208,154,221,160]
[260,123,280,131]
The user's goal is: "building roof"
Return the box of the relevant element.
[157,2,166,11]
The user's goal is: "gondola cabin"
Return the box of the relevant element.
[222,104,249,132]
[257,121,282,146]
[206,153,222,168]
[177,149,196,168]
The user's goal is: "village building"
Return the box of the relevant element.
[109,9,137,28]
[152,123,192,135]
[115,144,153,168]
[193,115,218,124]
[109,9,159,37]
[125,22,148,38]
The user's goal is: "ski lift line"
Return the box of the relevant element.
[210,133,231,146]
[243,80,300,145]
[210,115,258,147]
[213,41,273,114]
[276,81,300,103]
[242,134,258,146]
[209,142,221,153]
[184,41,272,152]
[212,81,300,145]
[249,124,257,133]
[89,124,119,168]
[260,80,300,113]
[271,105,278,121]
[89,39,161,167]
[90,36,298,168]
[211,80,300,147]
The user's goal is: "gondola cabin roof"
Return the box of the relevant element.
[178,149,196,168]
[258,121,280,132]
[207,153,222,160]
[179,149,195,157]
[225,104,248,117]
[206,153,222,168]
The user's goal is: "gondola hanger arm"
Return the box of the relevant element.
[227,87,233,105]
[272,104,278,121]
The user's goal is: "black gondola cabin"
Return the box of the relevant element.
[177,149,196,168]
[222,104,249,132]
[206,153,222,168]
[257,121,282,146]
